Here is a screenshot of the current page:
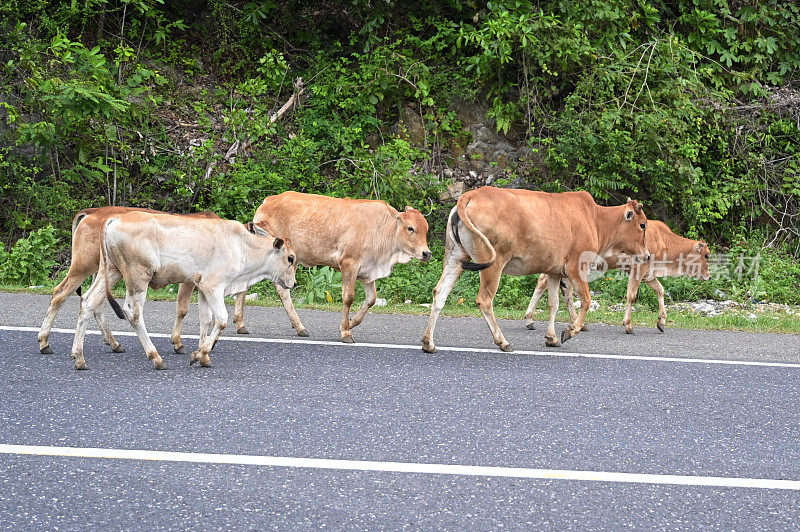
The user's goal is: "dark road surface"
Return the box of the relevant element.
[1,292,799,529]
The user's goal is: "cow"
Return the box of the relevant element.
[70,212,298,370]
[421,186,650,353]
[524,220,711,333]
[37,207,219,356]
[232,191,431,343]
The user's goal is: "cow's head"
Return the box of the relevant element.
[396,206,431,262]
[611,199,650,263]
[247,222,298,289]
[688,241,712,281]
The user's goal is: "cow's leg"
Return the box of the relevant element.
[622,275,643,334]
[233,291,250,334]
[348,280,376,330]
[170,282,194,353]
[560,273,591,344]
[39,270,87,354]
[191,288,227,367]
[274,282,308,336]
[70,270,119,370]
[339,267,358,343]
[421,257,464,354]
[476,262,512,352]
[544,275,562,347]
[524,274,549,330]
[94,300,126,353]
[124,288,166,370]
[561,279,587,331]
[645,277,668,332]
[196,290,212,349]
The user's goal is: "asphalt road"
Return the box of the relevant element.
[1,291,799,529]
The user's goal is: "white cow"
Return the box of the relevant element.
[71,212,297,370]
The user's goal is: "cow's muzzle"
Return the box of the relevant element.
[421,250,432,262]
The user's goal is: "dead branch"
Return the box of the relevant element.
[202,77,306,181]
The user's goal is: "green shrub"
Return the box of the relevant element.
[0,225,58,286]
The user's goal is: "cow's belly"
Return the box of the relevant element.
[502,257,539,276]
[503,255,561,277]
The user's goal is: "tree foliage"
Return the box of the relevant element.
[0,0,798,296]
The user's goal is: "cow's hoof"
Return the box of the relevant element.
[75,362,89,371]
[421,342,437,354]
[154,361,168,370]
[341,335,355,344]
[657,321,665,333]
[545,337,560,347]
[499,344,514,352]
[525,322,536,330]
[581,324,589,331]
[189,352,199,366]
[560,329,572,344]
[236,326,249,335]
[40,346,53,355]
[625,326,634,334]
[297,329,310,337]
[112,344,126,353]
[174,345,186,354]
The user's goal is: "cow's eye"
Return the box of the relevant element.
[640,223,646,230]
[407,226,414,233]
[288,256,295,264]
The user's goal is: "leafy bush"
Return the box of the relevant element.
[0,225,57,286]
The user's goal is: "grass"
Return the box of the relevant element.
[8,278,798,335]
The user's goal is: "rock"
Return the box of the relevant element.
[404,299,412,304]
[443,168,454,178]
[439,180,465,201]
[576,300,600,311]
[397,106,426,146]
[747,312,757,320]
[375,298,388,307]
[244,293,258,301]
[691,302,716,314]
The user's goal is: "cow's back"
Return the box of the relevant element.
[254,191,396,268]
[460,187,600,275]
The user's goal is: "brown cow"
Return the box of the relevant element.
[70,212,297,370]
[233,191,431,343]
[38,207,219,355]
[421,187,650,352]
[525,220,711,333]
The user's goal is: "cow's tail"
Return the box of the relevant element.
[452,197,496,271]
[71,210,92,296]
[101,219,126,319]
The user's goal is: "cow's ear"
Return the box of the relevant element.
[405,206,414,212]
[246,222,256,234]
[695,242,706,251]
[625,209,635,221]
[273,237,284,250]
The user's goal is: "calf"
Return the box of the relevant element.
[70,212,297,370]
[233,191,431,342]
[421,187,650,352]
[525,220,710,333]
[38,207,219,355]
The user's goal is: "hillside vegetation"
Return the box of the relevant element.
[0,0,798,306]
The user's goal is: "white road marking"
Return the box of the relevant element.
[4,325,800,369]
[0,443,797,491]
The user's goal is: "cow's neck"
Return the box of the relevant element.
[593,204,627,256]
[652,228,701,275]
